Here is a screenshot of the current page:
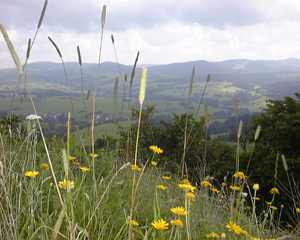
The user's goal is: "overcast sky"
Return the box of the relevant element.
[1,0,300,69]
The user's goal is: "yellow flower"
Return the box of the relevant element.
[233,171,247,180]
[131,164,141,172]
[24,170,39,177]
[253,183,260,191]
[157,184,167,191]
[206,232,226,239]
[201,180,212,188]
[186,192,196,201]
[226,221,248,236]
[68,155,76,161]
[58,179,74,190]
[206,232,220,239]
[151,219,169,230]
[178,180,196,192]
[270,187,279,195]
[170,219,183,227]
[151,161,158,166]
[128,219,139,226]
[229,185,241,192]
[89,153,98,159]
[79,166,90,173]
[296,208,300,214]
[40,163,49,171]
[210,187,220,193]
[149,145,164,154]
[170,206,187,216]
[162,175,172,180]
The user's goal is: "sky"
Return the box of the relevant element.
[1,0,300,69]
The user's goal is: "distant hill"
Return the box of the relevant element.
[0,58,300,116]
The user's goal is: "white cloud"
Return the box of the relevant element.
[2,0,300,69]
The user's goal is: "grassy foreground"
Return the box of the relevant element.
[0,124,289,239]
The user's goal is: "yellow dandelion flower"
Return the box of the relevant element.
[201,180,212,188]
[206,232,220,239]
[157,184,167,191]
[24,170,39,177]
[170,206,187,216]
[253,183,260,191]
[186,192,196,201]
[128,219,139,226]
[131,164,141,172]
[151,219,169,230]
[170,219,183,227]
[229,185,241,192]
[79,166,90,173]
[226,221,248,236]
[151,161,158,166]
[58,179,74,190]
[40,163,49,171]
[296,208,300,214]
[149,145,164,154]
[270,187,279,195]
[210,187,220,193]
[89,153,98,159]
[68,155,76,161]
[178,182,196,192]
[162,175,172,180]
[233,171,247,180]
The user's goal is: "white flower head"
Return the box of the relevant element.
[26,114,42,121]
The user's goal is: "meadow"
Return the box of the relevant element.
[1,1,300,239]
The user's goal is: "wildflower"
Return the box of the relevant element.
[151,219,169,230]
[162,175,172,180]
[206,232,220,238]
[220,233,226,238]
[68,155,76,161]
[128,219,139,226]
[170,206,187,216]
[40,163,49,171]
[26,114,42,120]
[210,187,220,193]
[58,179,74,190]
[201,180,212,188]
[186,192,196,201]
[233,171,247,181]
[149,145,164,154]
[89,153,98,159]
[24,170,39,177]
[79,166,90,173]
[151,161,158,166]
[170,219,183,227]
[253,183,260,191]
[178,182,196,192]
[226,221,248,236]
[157,184,167,191]
[229,185,241,192]
[296,208,300,214]
[270,187,280,195]
[131,164,141,172]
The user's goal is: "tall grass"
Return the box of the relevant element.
[0,2,297,240]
